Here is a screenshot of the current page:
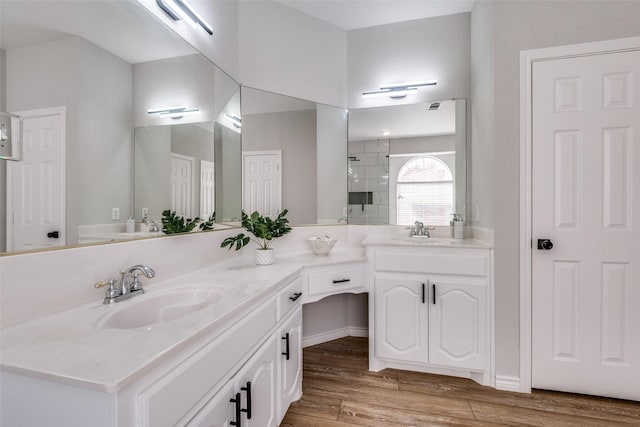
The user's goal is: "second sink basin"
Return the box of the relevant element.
[392,237,459,245]
[95,285,226,330]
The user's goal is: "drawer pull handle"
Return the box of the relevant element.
[289,292,302,301]
[422,283,426,304]
[332,278,351,284]
[432,283,436,305]
[230,392,242,427]
[282,332,290,360]
[241,381,252,419]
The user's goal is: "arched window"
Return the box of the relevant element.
[396,156,453,225]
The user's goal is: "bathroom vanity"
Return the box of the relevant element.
[363,237,494,386]
[0,248,366,427]
[0,231,492,426]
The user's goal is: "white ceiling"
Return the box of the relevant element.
[272,0,475,30]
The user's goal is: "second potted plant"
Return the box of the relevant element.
[221,209,292,265]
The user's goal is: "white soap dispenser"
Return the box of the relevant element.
[126,216,135,233]
[452,213,464,239]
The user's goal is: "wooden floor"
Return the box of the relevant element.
[281,337,640,427]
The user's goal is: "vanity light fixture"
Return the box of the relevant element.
[225,113,242,129]
[147,106,200,119]
[362,80,437,99]
[156,0,213,35]
[381,130,391,136]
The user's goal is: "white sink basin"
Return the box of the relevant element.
[392,237,459,245]
[95,285,225,330]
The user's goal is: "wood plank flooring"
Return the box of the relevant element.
[281,337,640,426]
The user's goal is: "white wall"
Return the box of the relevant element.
[242,109,318,225]
[238,0,348,108]
[471,0,640,378]
[348,12,471,109]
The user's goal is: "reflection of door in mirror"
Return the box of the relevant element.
[170,153,195,219]
[241,87,348,225]
[242,151,282,218]
[6,107,66,251]
[348,99,466,225]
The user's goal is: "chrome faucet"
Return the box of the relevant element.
[407,221,435,237]
[95,264,156,304]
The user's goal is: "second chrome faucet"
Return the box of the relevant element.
[96,264,156,304]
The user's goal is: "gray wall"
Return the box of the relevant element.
[1,49,6,252]
[215,123,242,222]
[347,12,471,109]
[6,37,131,245]
[134,126,171,221]
[317,104,348,224]
[242,109,318,225]
[471,0,640,378]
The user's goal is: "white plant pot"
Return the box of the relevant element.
[255,248,274,265]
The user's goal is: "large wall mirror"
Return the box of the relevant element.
[241,87,348,225]
[347,99,467,226]
[0,0,241,255]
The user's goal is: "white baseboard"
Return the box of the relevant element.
[495,375,522,392]
[302,326,368,348]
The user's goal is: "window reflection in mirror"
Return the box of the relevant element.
[347,99,467,226]
[241,87,348,225]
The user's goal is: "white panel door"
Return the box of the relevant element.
[7,107,65,251]
[200,160,215,219]
[532,50,640,400]
[243,151,281,218]
[170,153,193,219]
[374,277,428,364]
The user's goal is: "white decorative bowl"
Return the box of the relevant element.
[307,237,337,255]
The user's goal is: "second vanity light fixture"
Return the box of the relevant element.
[156,0,213,35]
[225,113,242,129]
[148,106,200,119]
[362,80,437,99]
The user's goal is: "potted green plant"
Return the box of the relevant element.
[221,209,291,265]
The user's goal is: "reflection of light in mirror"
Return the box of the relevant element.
[156,0,213,35]
[147,106,200,119]
[225,113,242,128]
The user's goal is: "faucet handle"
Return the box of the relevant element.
[95,278,117,289]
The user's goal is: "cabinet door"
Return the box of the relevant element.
[277,308,302,423]
[186,381,235,427]
[236,336,278,427]
[428,279,487,371]
[374,277,428,364]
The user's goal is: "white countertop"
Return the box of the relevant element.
[0,248,366,393]
[362,235,493,249]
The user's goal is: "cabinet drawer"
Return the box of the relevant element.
[374,250,489,277]
[276,276,303,321]
[140,298,277,427]
[307,263,366,297]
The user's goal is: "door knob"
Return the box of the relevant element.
[47,231,60,239]
[537,239,553,250]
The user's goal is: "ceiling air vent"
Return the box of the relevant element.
[428,102,441,111]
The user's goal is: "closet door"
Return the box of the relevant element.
[532,49,640,401]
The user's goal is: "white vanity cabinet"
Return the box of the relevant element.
[303,261,367,303]
[188,334,279,427]
[368,245,493,385]
[374,277,429,363]
[277,307,302,423]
